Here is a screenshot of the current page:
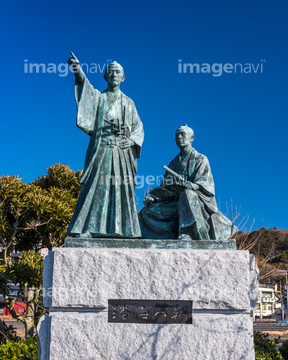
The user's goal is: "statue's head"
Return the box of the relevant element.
[175,124,195,149]
[104,61,125,87]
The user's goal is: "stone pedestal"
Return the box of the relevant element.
[38,241,258,360]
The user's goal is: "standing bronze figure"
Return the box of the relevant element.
[67,53,144,238]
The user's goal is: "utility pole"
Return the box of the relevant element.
[281,282,284,321]
[285,271,287,320]
[276,270,287,321]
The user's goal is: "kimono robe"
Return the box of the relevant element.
[139,147,237,240]
[67,77,144,238]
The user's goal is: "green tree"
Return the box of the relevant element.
[0,164,81,337]
[0,336,38,360]
[0,321,20,345]
[0,251,44,337]
[254,331,284,360]
[279,339,288,359]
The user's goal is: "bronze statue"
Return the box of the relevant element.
[139,124,237,240]
[67,53,144,238]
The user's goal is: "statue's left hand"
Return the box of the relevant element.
[119,138,134,150]
[143,196,155,205]
[183,180,199,191]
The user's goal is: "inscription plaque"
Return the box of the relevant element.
[108,300,193,324]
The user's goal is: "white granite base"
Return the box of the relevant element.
[38,247,258,360]
[43,248,258,310]
[39,311,254,360]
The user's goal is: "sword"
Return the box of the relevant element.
[163,165,186,183]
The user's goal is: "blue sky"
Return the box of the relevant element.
[1,0,287,230]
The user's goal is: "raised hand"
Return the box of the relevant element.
[67,51,85,83]
[67,51,79,67]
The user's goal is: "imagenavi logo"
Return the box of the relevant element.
[24,59,112,77]
[178,59,265,77]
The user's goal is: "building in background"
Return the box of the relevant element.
[254,285,281,319]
